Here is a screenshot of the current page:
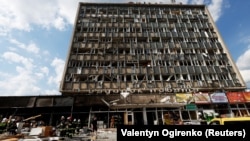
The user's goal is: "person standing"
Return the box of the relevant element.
[91,116,97,134]
[7,119,17,135]
[76,119,81,134]
[57,116,66,137]
[110,116,115,128]
[65,116,73,137]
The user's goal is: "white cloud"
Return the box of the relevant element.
[236,47,250,87]
[56,0,80,25]
[207,0,224,22]
[40,67,49,76]
[240,36,250,44]
[236,36,250,87]
[0,0,79,35]
[0,71,11,79]
[120,0,189,4]
[236,49,250,70]
[44,90,61,95]
[0,50,64,96]
[48,58,65,88]
[0,0,225,35]
[238,70,250,85]
[8,47,18,52]
[2,52,34,70]
[0,0,33,33]
[27,43,40,54]
[190,0,205,4]
[0,52,40,96]
[35,72,44,79]
[54,17,67,31]
[190,0,224,22]
[9,39,40,54]
[0,74,41,96]
[34,67,49,79]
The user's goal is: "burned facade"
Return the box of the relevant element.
[55,2,248,125]
[1,2,250,129]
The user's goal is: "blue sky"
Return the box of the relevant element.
[0,0,249,96]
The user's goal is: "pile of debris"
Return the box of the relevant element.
[0,132,24,141]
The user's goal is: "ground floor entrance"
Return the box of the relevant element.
[88,107,184,128]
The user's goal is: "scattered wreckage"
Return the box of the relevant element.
[0,114,95,141]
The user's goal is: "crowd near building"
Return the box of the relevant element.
[0,2,250,128]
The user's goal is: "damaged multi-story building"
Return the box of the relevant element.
[2,2,247,127]
[58,2,249,126]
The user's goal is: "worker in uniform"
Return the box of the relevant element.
[76,119,82,134]
[65,116,73,137]
[7,119,17,135]
[71,118,78,134]
[0,118,8,133]
[57,116,66,137]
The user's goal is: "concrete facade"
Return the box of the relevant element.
[58,2,247,125]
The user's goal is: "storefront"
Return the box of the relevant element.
[1,92,250,127]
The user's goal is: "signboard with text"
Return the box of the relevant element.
[209,92,228,103]
[226,92,245,103]
[193,93,211,104]
[176,93,193,103]
[243,92,250,102]
[160,95,176,103]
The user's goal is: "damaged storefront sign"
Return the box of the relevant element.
[86,87,199,94]
[209,92,228,103]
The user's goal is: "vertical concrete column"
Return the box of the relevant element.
[143,107,148,125]
[161,108,164,125]
[155,108,158,125]
[88,107,92,128]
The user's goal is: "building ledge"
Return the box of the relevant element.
[109,103,186,109]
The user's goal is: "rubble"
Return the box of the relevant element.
[0,124,117,141]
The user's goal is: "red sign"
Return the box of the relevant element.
[243,92,250,102]
[226,92,245,103]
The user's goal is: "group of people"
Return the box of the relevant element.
[0,116,18,135]
[0,114,116,137]
[56,116,83,137]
